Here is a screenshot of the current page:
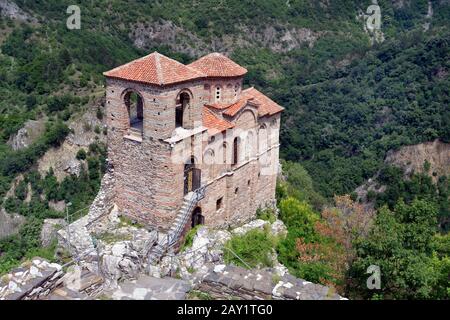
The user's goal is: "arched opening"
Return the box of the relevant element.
[222,142,228,164]
[219,142,228,174]
[124,91,143,133]
[259,124,268,154]
[232,137,239,166]
[184,156,201,195]
[191,207,204,228]
[176,92,190,128]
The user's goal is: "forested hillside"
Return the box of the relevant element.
[0,0,449,298]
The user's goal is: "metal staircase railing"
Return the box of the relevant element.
[147,185,206,266]
[167,185,206,248]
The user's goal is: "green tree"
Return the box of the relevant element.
[349,200,440,299]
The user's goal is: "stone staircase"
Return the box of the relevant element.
[147,187,206,267]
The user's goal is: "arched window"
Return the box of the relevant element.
[176,92,190,128]
[220,142,228,174]
[222,142,228,164]
[124,91,143,133]
[215,86,221,102]
[259,124,268,154]
[232,137,239,166]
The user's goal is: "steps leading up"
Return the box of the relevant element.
[146,187,206,267]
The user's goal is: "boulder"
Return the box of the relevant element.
[63,159,82,177]
[41,219,67,247]
[97,229,158,286]
[270,219,288,238]
[231,219,269,236]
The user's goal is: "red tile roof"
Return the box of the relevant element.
[241,87,284,116]
[188,53,247,78]
[103,52,205,86]
[222,97,258,117]
[202,107,234,135]
[204,102,234,110]
[208,87,283,118]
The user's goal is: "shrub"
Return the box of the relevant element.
[96,108,104,120]
[76,149,87,160]
[180,225,201,252]
[256,207,276,223]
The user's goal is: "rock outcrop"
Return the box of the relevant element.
[97,228,158,286]
[130,19,324,57]
[385,139,450,182]
[40,219,67,248]
[355,139,450,202]
[37,108,106,181]
[7,119,46,151]
[0,0,37,23]
[0,208,25,240]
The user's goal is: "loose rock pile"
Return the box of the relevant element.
[98,227,158,287]
[0,258,64,300]
[148,218,288,283]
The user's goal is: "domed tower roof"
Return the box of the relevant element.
[103,52,205,86]
[188,53,247,78]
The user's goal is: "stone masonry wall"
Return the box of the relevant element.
[105,78,207,229]
[196,265,345,300]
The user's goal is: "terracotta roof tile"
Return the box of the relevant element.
[242,87,284,116]
[203,107,234,135]
[204,102,234,110]
[103,52,205,86]
[222,97,258,117]
[188,53,247,78]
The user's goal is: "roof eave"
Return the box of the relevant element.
[104,75,205,88]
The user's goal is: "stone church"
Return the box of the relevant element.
[103,52,283,239]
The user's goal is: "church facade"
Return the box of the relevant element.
[103,52,283,232]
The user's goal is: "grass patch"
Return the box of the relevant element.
[180,225,201,252]
[25,239,58,262]
[224,228,278,269]
[186,266,195,274]
[187,290,213,300]
[118,215,145,229]
[97,231,132,244]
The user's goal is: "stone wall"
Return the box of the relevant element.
[196,265,346,300]
[106,78,208,229]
